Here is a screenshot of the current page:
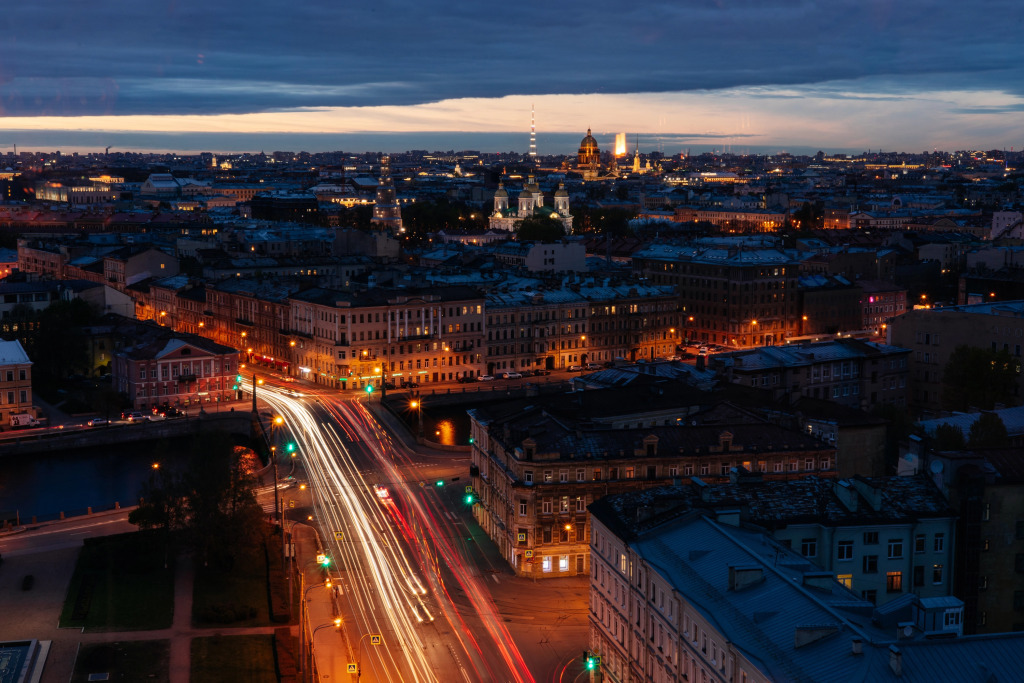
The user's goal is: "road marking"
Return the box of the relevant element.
[490,574,500,584]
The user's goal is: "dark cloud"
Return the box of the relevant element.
[1,0,1021,116]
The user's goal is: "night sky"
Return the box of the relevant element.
[2,1,1023,153]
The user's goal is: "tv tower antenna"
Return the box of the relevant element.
[529,104,537,160]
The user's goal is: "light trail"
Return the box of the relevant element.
[245,380,536,682]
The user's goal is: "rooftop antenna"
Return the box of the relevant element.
[529,104,537,160]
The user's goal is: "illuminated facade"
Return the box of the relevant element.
[370,155,404,234]
[489,176,573,234]
[577,128,601,181]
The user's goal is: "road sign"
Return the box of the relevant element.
[288,499,295,508]
[465,485,473,493]
[517,532,526,542]
[347,663,357,673]
[369,634,383,645]
[525,549,533,559]
[419,481,425,487]
[334,531,344,541]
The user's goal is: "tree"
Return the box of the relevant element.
[942,345,1019,411]
[516,216,565,242]
[932,423,966,451]
[968,412,1009,449]
[129,431,264,569]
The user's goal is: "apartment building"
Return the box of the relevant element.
[0,339,34,427]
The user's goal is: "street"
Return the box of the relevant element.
[252,379,553,683]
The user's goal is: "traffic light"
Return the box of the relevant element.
[464,492,476,505]
[235,374,243,383]
[584,651,601,670]
[365,384,375,394]
[468,436,474,444]
[435,480,444,487]
[286,442,296,454]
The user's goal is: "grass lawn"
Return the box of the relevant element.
[60,531,175,631]
[71,639,169,683]
[191,635,277,683]
[193,546,272,627]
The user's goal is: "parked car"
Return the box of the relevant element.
[535,369,551,376]
[568,365,584,372]
[383,382,397,390]
[86,417,109,427]
[456,375,475,383]
[477,375,495,381]
[585,362,602,370]
[402,381,420,388]
[122,410,145,422]
[501,372,523,380]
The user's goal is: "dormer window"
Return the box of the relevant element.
[719,431,733,451]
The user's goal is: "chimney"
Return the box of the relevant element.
[889,645,902,676]
[851,638,863,655]
[728,565,764,591]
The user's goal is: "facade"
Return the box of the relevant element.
[491,242,585,273]
[633,243,800,348]
[711,338,911,409]
[468,394,835,579]
[888,301,1024,414]
[484,278,679,375]
[588,487,1022,683]
[113,326,239,410]
[673,206,788,233]
[103,246,180,288]
[859,280,908,334]
[288,285,486,389]
[0,339,33,427]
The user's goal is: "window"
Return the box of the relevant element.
[934,533,945,552]
[862,589,877,605]
[576,496,585,512]
[560,496,570,513]
[544,471,553,483]
[888,539,904,560]
[838,540,853,561]
[559,555,569,572]
[559,471,568,483]
[915,534,925,553]
[837,574,853,589]
[933,564,944,584]
[864,531,879,545]
[886,571,903,593]
[801,538,818,558]
[518,500,527,517]
[576,468,585,482]
[542,556,552,573]
[863,555,878,574]
[542,500,552,514]
[620,554,627,574]
[913,565,924,587]
[524,470,533,484]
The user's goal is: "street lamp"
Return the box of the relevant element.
[356,632,384,682]
[410,400,424,437]
[309,618,343,682]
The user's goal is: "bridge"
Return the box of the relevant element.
[0,412,255,458]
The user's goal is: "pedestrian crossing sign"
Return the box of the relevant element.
[525,549,533,558]
[465,485,473,493]
[335,531,344,541]
[347,663,357,673]
[517,532,526,542]
[370,634,383,645]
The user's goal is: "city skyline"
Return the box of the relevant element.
[2,1,1024,154]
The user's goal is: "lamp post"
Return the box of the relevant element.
[309,618,342,682]
[356,632,383,682]
[410,399,423,437]
[299,558,334,683]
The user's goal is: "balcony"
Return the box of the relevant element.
[235,317,254,327]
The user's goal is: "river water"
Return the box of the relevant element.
[0,438,193,522]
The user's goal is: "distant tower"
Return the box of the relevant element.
[632,135,641,174]
[371,155,404,234]
[529,104,537,160]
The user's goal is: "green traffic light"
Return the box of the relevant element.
[286,442,296,453]
[468,436,474,444]
[365,385,375,394]
[235,374,242,383]
[464,494,474,504]
[320,556,331,567]
[435,480,444,487]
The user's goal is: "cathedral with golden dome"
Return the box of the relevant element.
[577,128,601,181]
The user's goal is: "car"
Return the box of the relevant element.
[403,381,420,388]
[535,369,551,376]
[585,363,601,370]
[501,372,523,380]
[86,417,109,427]
[568,365,583,372]
[698,346,709,355]
[122,410,145,422]
[519,369,535,377]
[147,412,166,421]
[383,382,397,390]
[456,375,475,383]
[477,375,495,381]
